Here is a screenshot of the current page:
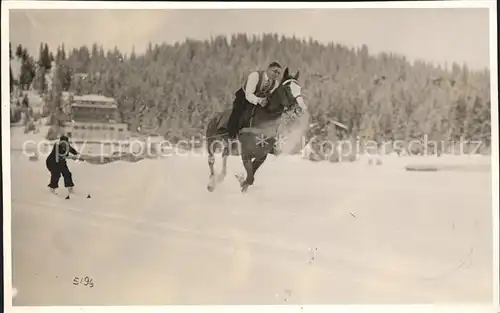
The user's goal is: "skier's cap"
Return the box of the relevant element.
[60,135,70,142]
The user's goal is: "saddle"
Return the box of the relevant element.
[217,105,256,135]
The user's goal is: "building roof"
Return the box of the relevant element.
[71,103,118,109]
[73,94,116,103]
[65,120,128,127]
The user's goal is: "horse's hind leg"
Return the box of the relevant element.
[207,152,217,192]
[207,138,217,192]
[216,145,229,183]
[207,138,229,192]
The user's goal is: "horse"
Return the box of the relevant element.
[205,67,307,193]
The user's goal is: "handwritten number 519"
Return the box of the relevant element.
[73,276,95,288]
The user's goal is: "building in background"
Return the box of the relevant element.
[64,94,130,143]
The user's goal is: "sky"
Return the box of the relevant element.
[8,8,491,70]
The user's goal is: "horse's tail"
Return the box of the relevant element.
[205,113,221,156]
[205,109,233,156]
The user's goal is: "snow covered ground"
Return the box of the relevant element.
[7,126,494,306]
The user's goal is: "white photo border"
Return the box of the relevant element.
[2,1,498,313]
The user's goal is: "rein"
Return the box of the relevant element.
[245,78,301,135]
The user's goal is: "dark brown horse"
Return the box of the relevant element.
[205,67,307,192]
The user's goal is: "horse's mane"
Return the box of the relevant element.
[262,67,299,114]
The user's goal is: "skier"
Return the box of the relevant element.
[45,135,80,194]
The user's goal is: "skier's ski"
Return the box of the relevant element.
[49,188,91,200]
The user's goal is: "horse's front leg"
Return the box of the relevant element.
[238,154,267,193]
[251,154,268,176]
[240,154,255,193]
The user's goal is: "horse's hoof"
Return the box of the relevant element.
[207,185,215,192]
[235,173,245,185]
[216,174,226,183]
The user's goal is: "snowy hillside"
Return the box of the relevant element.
[8,127,493,306]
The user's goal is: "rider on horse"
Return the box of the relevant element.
[227,62,283,140]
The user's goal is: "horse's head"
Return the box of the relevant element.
[266,67,307,117]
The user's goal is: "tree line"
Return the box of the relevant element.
[10,34,491,154]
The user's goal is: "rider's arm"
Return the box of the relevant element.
[244,72,265,105]
[69,145,79,155]
[269,79,279,94]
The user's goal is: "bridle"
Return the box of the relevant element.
[280,78,304,116]
[281,78,304,102]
